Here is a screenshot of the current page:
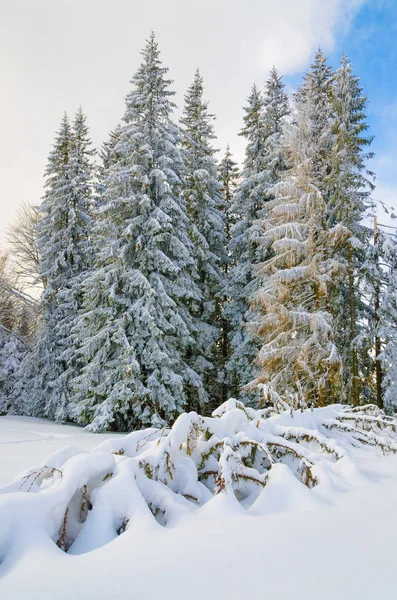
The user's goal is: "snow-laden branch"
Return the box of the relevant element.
[0,399,396,563]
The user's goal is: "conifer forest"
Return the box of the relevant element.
[1,35,395,430]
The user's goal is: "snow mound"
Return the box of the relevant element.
[0,400,396,570]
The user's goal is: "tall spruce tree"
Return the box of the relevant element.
[251,55,342,406]
[328,54,374,405]
[56,108,95,414]
[23,110,94,421]
[227,70,289,401]
[380,231,397,411]
[72,34,203,431]
[218,144,239,401]
[219,144,239,244]
[95,125,122,204]
[252,86,342,406]
[295,49,334,194]
[261,67,290,188]
[0,331,25,414]
[226,85,266,400]
[180,69,228,407]
[21,114,73,418]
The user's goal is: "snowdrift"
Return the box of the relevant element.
[0,400,396,571]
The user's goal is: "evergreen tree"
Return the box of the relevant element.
[57,108,96,414]
[95,125,122,203]
[250,55,341,406]
[226,85,265,400]
[0,330,25,414]
[227,70,289,401]
[180,69,228,407]
[219,144,239,244]
[218,144,239,400]
[295,49,334,194]
[73,34,203,431]
[251,84,342,406]
[261,67,290,189]
[23,110,94,421]
[328,54,374,405]
[380,231,397,411]
[22,114,73,418]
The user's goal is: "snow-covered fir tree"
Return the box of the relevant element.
[57,107,96,412]
[95,125,122,202]
[219,144,239,244]
[22,110,94,421]
[226,85,265,400]
[327,54,374,405]
[0,330,25,414]
[218,144,239,400]
[72,34,204,431]
[251,61,342,407]
[180,69,228,407]
[227,70,289,401]
[20,114,73,418]
[379,230,397,412]
[295,49,334,196]
[261,67,290,189]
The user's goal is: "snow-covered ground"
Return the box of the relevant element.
[0,409,397,599]
[0,415,124,487]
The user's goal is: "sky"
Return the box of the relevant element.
[0,0,396,246]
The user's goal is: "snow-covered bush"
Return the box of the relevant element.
[0,400,396,564]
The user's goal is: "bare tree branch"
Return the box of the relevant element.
[6,201,41,286]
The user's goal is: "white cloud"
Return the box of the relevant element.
[0,0,368,244]
[259,0,367,74]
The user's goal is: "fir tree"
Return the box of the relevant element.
[0,330,25,414]
[380,231,397,412]
[73,34,203,431]
[22,114,73,418]
[226,85,265,400]
[24,110,94,421]
[261,67,290,187]
[218,144,239,400]
[95,125,122,203]
[219,144,239,244]
[180,69,228,407]
[57,108,96,414]
[295,49,334,194]
[328,54,374,405]
[227,70,289,401]
[252,58,341,406]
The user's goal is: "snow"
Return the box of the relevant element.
[0,406,397,599]
[0,415,124,487]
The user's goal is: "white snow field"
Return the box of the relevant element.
[1,400,397,600]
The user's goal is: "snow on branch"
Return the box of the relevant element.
[0,400,396,561]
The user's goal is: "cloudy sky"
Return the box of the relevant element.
[0,0,396,245]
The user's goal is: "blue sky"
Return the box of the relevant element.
[350,0,397,219]
[338,0,397,200]
[286,0,397,221]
